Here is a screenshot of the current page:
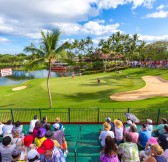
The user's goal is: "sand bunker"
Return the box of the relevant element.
[12,86,27,91]
[110,76,168,101]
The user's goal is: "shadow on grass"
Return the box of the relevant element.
[0,104,15,107]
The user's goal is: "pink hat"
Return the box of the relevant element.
[148,137,158,145]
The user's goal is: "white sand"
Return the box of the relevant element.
[12,86,27,91]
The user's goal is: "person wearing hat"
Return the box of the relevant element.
[37,139,66,162]
[28,149,40,162]
[124,120,133,134]
[158,125,168,150]
[145,144,166,162]
[138,124,151,149]
[34,128,47,147]
[114,119,124,145]
[140,137,158,161]
[99,122,115,147]
[11,147,23,162]
[146,119,153,132]
[45,130,60,148]
[104,117,115,132]
[54,117,64,131]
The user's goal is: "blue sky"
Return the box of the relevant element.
[0,0,168,54]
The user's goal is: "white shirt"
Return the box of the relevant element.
[115,127,123,140]
[147,124,153,132]
[2,125,13,135]
[0,124,4,135]
[99,130,115,147]
[29,119,38,133]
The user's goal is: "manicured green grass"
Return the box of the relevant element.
[0,68,168,109]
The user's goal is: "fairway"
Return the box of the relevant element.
[1,68,168,109]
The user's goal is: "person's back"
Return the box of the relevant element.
[52,130,64,146]
[2,120,13,136]
[29,115,38,133]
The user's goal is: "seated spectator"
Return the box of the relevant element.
[146,119,153,132]
[100,136,119,162]
[45,130,60,148]
[145,144,166,162]
[53,123,68,155]
[114,119,124,145]
[0,136,16,162]
[29,115,39,134]
[140,137,158,161]
[128,125,139,143]
[99,122,115,147]
[12,121,23,137]
[37,139,66,162]
[138,124,151,149]
[54,117,64,131]
[2,120,13,136]
[23,135,37,152]
[11,147,22,162]
[0,122,4,136]
[104,117,115,131]
[28,149,40,162]
[118,133,140,162]
[124,120,133,134]
[158,125,168,150]
[34,128,47,147]
[45,123,51,131]
[153,118,167,136]
[32,121,41,139]
[40,116,47,128]
[13,129,23,147]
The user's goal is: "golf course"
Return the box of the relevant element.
[1,68,168,109]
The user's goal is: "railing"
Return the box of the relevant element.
[0,108,168,124]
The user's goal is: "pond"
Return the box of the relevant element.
[0,69,77,86]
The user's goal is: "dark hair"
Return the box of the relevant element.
[45,123,51,131]
[37,130,41,137]
[15,121,21,127]
[7,120,12,125]
[2,136,11,146]
[142,124,147,129]
[42,116,47,121]
[124,133,132,142]
[164,125,168,132]
[35,121,41,129]
[130,125,137,132]
[12,153,21,159]
[34,115,38,120]
[103,136,117,156]
[162,118,167,124]
[29,155,39,162]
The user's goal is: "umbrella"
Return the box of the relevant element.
[124,113,140,123]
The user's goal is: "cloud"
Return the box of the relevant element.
[156,4,165,10]
[145,10,168,18]
[139,34,168,41]
[0,37,9,42]
[97,0,125,9]
[128,0,155,9]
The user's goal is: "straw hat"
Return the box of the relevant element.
[114,119,123,128]
[151,144,164,156]
[147,119,152,124]
[103,122,111,131]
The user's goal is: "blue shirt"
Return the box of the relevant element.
[139,130,151,148]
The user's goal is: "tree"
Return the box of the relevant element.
[24,29,68,109]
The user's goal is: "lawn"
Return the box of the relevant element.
[0,68,168,109]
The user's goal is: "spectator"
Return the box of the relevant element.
[11,147,22,162]
[145,144,166,162]
[45,123,51,131]
[154,118,167,135]
[28,149,40,162]
[40,116,47,128]
[128,125,139,144]
[37,139,66,162]
[12,121,23,137]
[0,122,4,136]
[34,128,47,147]
[32,121,41,139]
[114,119,124,145]
[158,125,168,150]
[54,117,64,131]
[0,136,16,162]
[2,120,13,136]
[124,120,133,134]
[13,129,23,147]
[118,133,140,162]
[140,137,158,161]
[146,119,153,132]
[99,122,115,147]
[100,136,119,162]
[138,124,151,149]
[104,117,115,131]
[29,115,38,134]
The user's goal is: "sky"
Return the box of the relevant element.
[0,0,168,54]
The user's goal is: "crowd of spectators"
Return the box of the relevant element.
[0,116,67,162]
[99,117,168,162]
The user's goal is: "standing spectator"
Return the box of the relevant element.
[99,122,115,147]
[40,116,47,128]
[118,133,140,162]
[104,117,115,131]
[128,125,139,144]
[146,119,153,132]
[2,120,13,136]
[0,122,4,136]
[158,125,168,150]
[72,71,75,78]
[29,115,38,134]
[145,144,166,162]
[0,136,16,162]
[37,139,65,162]
[32,121,41,139]
[100,136,119,162]
[34,128,47,147]
[12,121,23,137]
[114,119,124,145]
[54,117,64,131]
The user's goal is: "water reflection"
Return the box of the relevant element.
[0,69,76,86]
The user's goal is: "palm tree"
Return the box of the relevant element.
[24,29,68,109]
